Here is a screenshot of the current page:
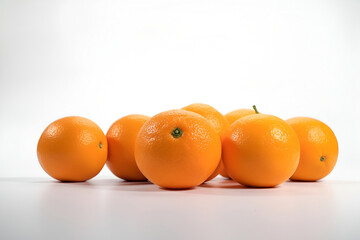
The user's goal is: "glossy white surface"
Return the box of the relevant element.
[0,177,359,240]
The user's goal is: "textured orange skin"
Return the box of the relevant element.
[286,117,338,181]
[182,103,229,181]
[225,109,256,125]
[222,108,256,178]
[106,114,150,181]
[135,110,221,189]
[37,116,108,182]
[223,114,300,187]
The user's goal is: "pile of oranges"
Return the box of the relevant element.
[37,104,338,189]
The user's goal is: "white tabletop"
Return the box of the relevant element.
[0,177,359,240]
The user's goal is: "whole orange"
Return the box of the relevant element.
[225,108,256,125]
[135,109,221,189]
[222,108,300,187]
[221,108,256,178]
[286,117,338,181]
[182,103,229,181]
[37,116,107,182]
[106,114,150,181]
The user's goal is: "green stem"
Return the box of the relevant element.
[171,127,183,138]
[253,105,259,114]
[320,156,325,162]
[99,142,103,149]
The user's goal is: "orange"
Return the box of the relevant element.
[217,161,230,179]
[205,160,223,181]
[225,108,256,125]
[182,103,229,181]
[222,106,300,187]
[221,108,256,178]
[135,109,221,189]
[37,116,107,182]
[286,117,338,181]
[106,114,150,181]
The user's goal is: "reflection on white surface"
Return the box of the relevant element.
[0,177,359,240]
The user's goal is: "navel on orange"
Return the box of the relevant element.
[37,116,107,182]
[135,109,221,189]
[106,114,150,181]
[286,117,338,181]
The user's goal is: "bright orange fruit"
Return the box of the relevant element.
[221,108,256,178]
[37,116,107,182]
[182,103,229,181]
[225,108,256,125]
[106,114,150,181]
[222,106,300,187]
[286,117,338,181]
[217,161,230,179]
[135,109,221,189]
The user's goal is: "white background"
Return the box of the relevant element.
[1,1,360,240]
[0,0,359,180]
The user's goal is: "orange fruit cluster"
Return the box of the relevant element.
[37,104,338,189]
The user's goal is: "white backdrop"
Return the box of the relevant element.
[0,0,359,180]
